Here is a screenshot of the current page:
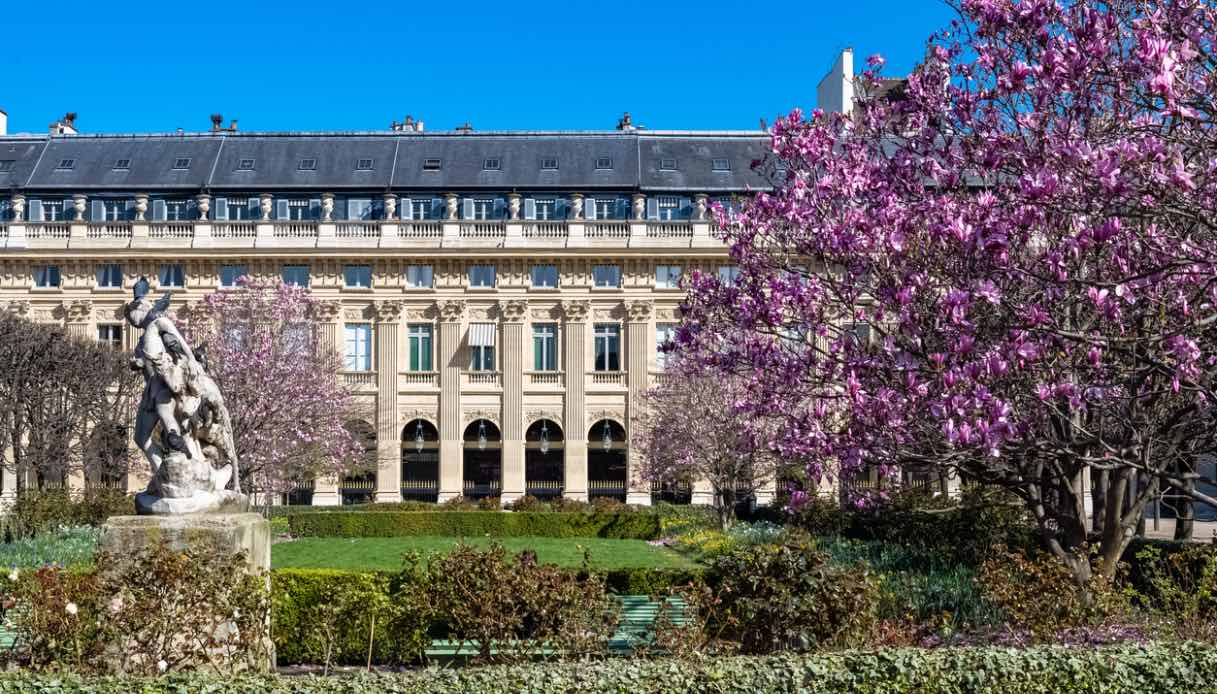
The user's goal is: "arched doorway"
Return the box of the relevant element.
[402,419,439,502]
[525,419,564,498]
[588,419,627,501]
[463,419,502,499]
[341,419,377,505]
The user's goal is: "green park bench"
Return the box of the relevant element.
[425,594,689,660]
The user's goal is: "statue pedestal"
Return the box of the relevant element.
[99,513,273,672]
[100,513,271,572]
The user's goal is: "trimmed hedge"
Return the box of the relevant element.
[287,511,663,540]
[2,644,1215,692]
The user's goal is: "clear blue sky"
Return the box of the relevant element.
[0,0,957,135]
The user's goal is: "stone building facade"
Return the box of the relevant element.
[0,122,774,506]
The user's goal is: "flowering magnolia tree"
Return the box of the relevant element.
[679,0,1217,587]
[179,279,362,507]
[634,361,785,529]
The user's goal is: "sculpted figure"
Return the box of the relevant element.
[125,277,245,514]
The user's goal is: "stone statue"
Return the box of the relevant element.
[124,277,246,514]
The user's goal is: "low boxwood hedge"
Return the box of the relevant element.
[2,643,1214,692]
[287,511,663,540]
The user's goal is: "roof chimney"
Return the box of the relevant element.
[0,108,6,137]
[455,121,473,133]
[816,48,855,116]
[210,114,223,131]
[228,119,238,132]
[48,112,78,136]
[616,111,635,131]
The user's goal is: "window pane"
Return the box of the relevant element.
[344,324,371,371]
[282,265,310,287]
[593,265,620,288]
[531,265,557,288]
[406,265,433,288]
[159,264,184,287]
[344,265,371,288]
[469,265,495,287]
[220,265,247,288]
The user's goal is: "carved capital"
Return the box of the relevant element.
[560,299,591,323]
[438,299,467,322]
[626,300,654,323]
[401,408,438,427]
[525,410,563,430]
[463,409,500,429]
[6,300,31,318]
[312,300,342,323]
[373,300,404,323]
[65,299,94,323]
[498,298,529,322]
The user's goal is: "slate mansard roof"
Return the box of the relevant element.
[0,130,771,194]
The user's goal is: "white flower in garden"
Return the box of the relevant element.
[109,596,124,614]
[158,659,168,673]
[65,602,78,616]
[6,569,17,582]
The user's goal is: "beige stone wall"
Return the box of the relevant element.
[0,219,735,506]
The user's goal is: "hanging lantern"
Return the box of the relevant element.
[539,421,550,454]
[601,421,613,451]
[413,421,425,453]
[478,420,488,451]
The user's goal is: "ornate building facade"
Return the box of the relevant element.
[0,119,773,506]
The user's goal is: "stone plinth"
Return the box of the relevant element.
[100,512,270,574]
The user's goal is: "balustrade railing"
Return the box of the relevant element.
[588,371,626,387]
[526,371,563,386]
[341,371,377,388]
[461,371,502,388]
[26,223,70,239]
[273,222,318,238]
[86,223,132,239]
[459,220,506,238]
[585,222,629,239]
[400,371,439,388]
[521,221,567,239]
[213,222,257,238]
[150,222,194,239]
[646,221,693,238]
[335,221,380,238]
[398,221,443,239]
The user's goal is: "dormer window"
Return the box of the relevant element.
[56,159,75,170]
[298,158,317,171]
[172,158,192,169]
[483,158,501,171]
[712,158,731,172]
[355,158,374,171]
[595,157,613,170]
[0,160,14,172]
[237,158,255,170]
[423,158,442,171]
[113,159,131,170]
[541,157,558,170]
[659,158,677,171]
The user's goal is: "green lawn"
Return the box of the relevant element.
[272,536,700,572]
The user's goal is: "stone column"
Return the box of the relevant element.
[625,300,654,506]
[373,301,404,503]
[499,299,528,503]
[311,300,343,506]
[437,300,467,501]
[562,300,590,501]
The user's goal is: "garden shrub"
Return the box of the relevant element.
[707,536,879,653]
[0,644,1215,692]
[597,567,705,594]
[978,546,1126,642]
[504,495,550,512]
[476,496,502,511]
[1130,541,1217,640]
[1,542,270,675]
[287,511,662,540]
[7,488,132,539]
[410,543,618,662]
[652,502,718,536]
[271,568,429,667]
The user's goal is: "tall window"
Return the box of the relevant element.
[344,265,372,288]
[97,324,123,350]
[657,196,681,221]
[468,323,496,371]
[718,265,741,286]
[656,323,678,369]
[535,199,556,220]
[593,323,621,372]
[96,263,123,289]
[411,199,431,220]
[592,265,621,288]
[165,200,190,221]
[594,198,616,220]
[531,265,558,288]
[471,198,494,220]
[287,199,311,220]
[407,324,433,372]
[468,265,496,288]
[159,264,185,288]
[103,200,128,221]
[344,324,372,371]
[219,264,247,288]
[42,200,66,222]
[406,265,433,289]
[533,324,558,371]
[228,197,252,221]
[282,265,310,287]
[33,265,61,288]
[655,265,682,289]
